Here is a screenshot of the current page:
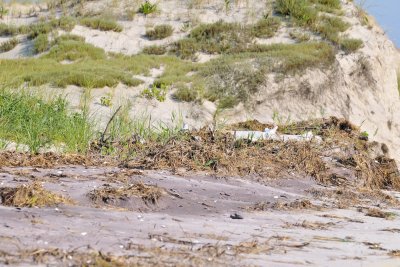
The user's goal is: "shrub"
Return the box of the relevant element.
[339,38,363,53]
[138,1,158,15]
[173,84,197,102]
[252,17,281,38]
[0,37,18,52]
[142,45,167,55]
[28,22,53,39]
[146,24,173,40]
[80,17,123,32]
[34,34,49,54]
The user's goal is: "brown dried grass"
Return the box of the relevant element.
[88,182,164,206]
[0,182,72,207]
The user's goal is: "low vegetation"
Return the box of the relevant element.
[0,17,76,38]
[33,34,49,54]
[138,1,158,15]
[339,38,363,53]
[142,45,167,55]
[197,42,334,108]
[173,83,198,102]
[45,35,105,61]
[145,24,173,40]
[172,20,282,58]
[141,82,168,102]
[275,0,362,50]
[0,37,18,53]
[80,17,123,32]
[289,31,311,42]
[0,90,93,153]
[252,17,281,38]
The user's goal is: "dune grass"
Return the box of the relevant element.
[33,34,49,54]
[274,0,362,50]
[196,41,335,108]
[0,89,93,153]
[339,38,363,53]
[145,24,173,40]
[172,19,282,59]
[0,37,18,52]
[79,17,123,32]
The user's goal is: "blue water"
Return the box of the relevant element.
[361,0,399,47]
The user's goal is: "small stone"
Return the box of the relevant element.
[230,213,243,219]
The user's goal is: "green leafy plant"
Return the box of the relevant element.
[100,94,112,107]
[138,1,158,15]
[141,83,168,102]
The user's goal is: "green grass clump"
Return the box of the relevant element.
[50,16,76,32]
[142,45,167,55]
[173,84,197,102]
[172,38,199,59]
[138,1,158,15]
[289,31,311,42]
[0,90,93,153]
[0,23,20,36]
[45,37,105,61]
[0,37,18,52]
[397,72,400,96]
[28,22,53,39]
[145,24,173,40]
[252,17,281,38]
[33,34,49,54]
[314,15,349,43]
[275,0,318,26]
[80,17,123,32]
[0,52,194,89]
[339,38,363,53]
[172,21,252,58]
[312,0,341,9]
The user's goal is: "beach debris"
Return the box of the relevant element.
[232,126,322,143]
